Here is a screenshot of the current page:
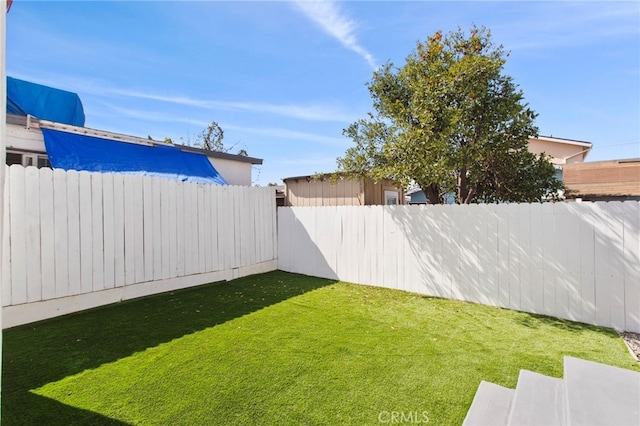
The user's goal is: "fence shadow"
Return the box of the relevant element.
[386,202,638,334]
[2,270,335,425]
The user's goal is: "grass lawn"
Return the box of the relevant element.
[3,271,638,425]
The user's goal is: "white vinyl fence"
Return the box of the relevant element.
[278,203,640,333]
[2,165,277,327]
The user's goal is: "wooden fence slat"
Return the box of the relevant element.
[53,168,70,298]
[112,174,126,287]
[38,169,54,305]
[123,175,136,285]
[495,204,509,309]
[622,202,640,332]
[540,203,556,316]
[2,167,12,304]
[66,170,82,294]
[143,176,154,283]
[566,204,583,322]
[529,203,544,314]
[78,171,94,293]
[593,202,613,328]
[430,206,447,298]
[607,202,626,331]
[151,177,162,281]
[170,182,184,277]
[91,173,105,291]
[132,177,144,283]
[183,182,195,275]
[218,187,231,270]
[9,166,27,305]
[518,204,532,312]
[203,184,213,272]
[579,203,596,325]
[233,187,242,269]
[101,173,115,289]
[169,179,179,279]
[25,167,42,302]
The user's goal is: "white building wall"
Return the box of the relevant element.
[6,123,45,152]
[209,157,252,186]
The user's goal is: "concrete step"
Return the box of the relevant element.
[564,356,640,425]
[462,381,514,426]
[507,369,565,425]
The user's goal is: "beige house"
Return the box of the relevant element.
[527,136,592,167]
[563,159,640,201]
[283,174,404,207]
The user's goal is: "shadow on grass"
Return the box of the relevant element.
[2,270,335,425]
[513,311,619,336]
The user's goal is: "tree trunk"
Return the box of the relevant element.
[423,183,442,204]
[457,169,469,204]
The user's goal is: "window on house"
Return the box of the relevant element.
[5,151,52,169]
[6,152,23,166]
[37,156,51,168]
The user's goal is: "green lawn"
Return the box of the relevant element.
[3,271,638,425]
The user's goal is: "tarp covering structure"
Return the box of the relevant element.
[7,76,85,126]
[42,128,228,185]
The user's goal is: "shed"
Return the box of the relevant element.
[282,174,404,207]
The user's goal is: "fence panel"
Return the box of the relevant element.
[278,202,640,333]
[2,166,278,326]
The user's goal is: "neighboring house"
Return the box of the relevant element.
[407,135,593,204]
[527,136,592,167]
[5,77,262,185]
[283,174,404,206]
[563,159,640,201]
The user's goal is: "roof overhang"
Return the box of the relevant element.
[532,135,594,148]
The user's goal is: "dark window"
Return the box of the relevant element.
[37,156,51,169]
[6,152,22,166]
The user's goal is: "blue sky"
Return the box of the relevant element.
[6,1,640,186]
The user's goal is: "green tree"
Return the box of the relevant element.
[338,26,562,204]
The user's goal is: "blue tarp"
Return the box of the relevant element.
[42,128,228,185]
[7,76,85,126]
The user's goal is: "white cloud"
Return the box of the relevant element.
[291,0,377,69]
[109,88,357,123]
[92,103,349,146]
[224,124,349,147]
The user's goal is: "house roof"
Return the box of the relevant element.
[179,144,262,165]
[532,135,594,148]
[283,172,368,182]
[42,127,228,185]
[7,113,263,165]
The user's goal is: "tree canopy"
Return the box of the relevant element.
[337,26,562,204]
